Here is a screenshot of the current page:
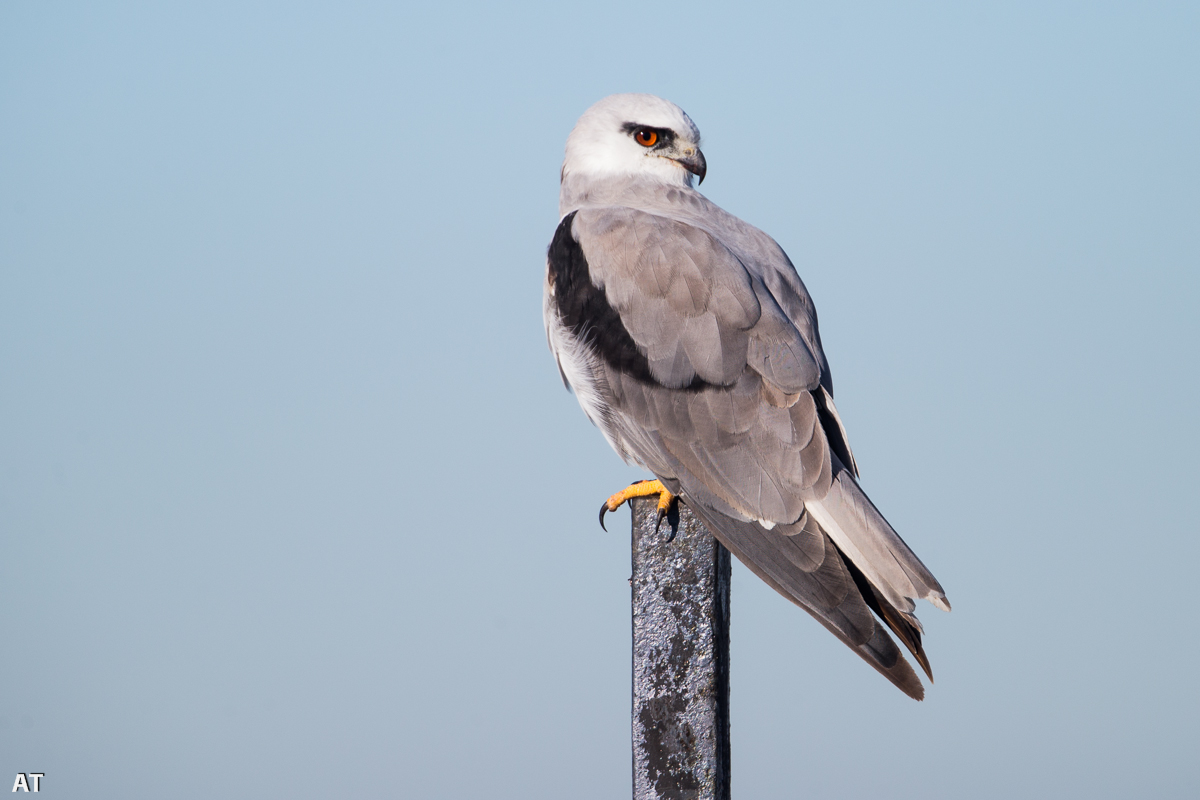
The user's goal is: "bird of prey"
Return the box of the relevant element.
[543,94,949,699]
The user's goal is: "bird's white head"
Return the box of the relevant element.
[562,94,706,188]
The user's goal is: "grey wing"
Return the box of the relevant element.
[574,207,832,523]
[574,207,847,520]
[569,207,948,695]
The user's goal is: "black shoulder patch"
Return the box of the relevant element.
[548,212,710,391]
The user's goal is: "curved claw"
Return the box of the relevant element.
[658,508,678,543]
[598,503,609,531]
[658,495,682,542]
[655,506,680,543]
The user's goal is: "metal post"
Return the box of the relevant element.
[631,497,731,800]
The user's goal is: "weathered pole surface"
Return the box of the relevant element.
[630,497,731,800]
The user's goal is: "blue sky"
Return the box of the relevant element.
[2,2,1198,797]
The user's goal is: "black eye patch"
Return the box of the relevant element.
[620,122,676,148]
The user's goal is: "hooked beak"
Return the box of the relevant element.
[671,147,707,185]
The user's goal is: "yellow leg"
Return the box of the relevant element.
[598,479,678,533]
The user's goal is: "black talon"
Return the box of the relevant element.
[658,497,681,543]
[599,503,609,531]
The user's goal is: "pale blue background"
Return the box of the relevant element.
[2,2,1197,798]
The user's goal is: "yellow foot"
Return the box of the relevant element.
[598,479,679,537]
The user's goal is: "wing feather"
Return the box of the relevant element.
[573,207,779,389]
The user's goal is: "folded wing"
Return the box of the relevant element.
[559,207,949,696]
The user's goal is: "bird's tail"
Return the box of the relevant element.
[804,464,951,623]
[685,502,929,700]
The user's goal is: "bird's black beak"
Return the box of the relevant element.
[673,148,707,185]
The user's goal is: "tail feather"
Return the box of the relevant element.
[838,546,934,682]
[805,460,950,616]
[686,502,927,700]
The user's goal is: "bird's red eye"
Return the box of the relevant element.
[634,129,658,147]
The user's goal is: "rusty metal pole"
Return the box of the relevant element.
[630,497,731,800]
